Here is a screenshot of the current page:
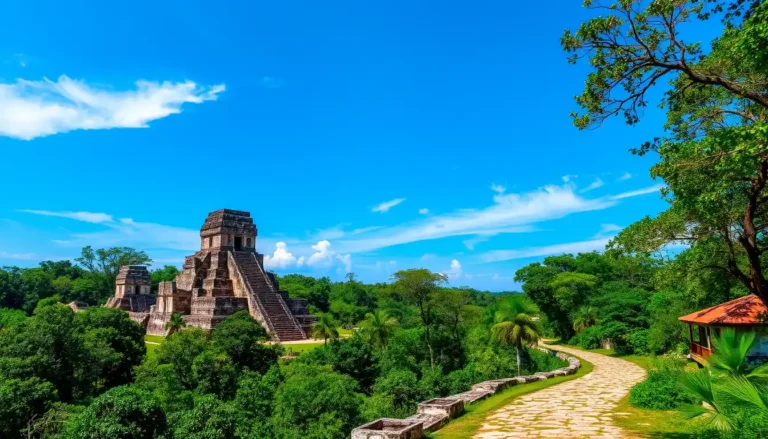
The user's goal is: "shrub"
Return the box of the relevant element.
[526,349,568,374]
[629,370,698,409]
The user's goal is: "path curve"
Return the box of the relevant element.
[475,345,646,439]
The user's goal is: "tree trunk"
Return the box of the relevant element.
[516,346,521,377]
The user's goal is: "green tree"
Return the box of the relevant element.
[391,269,448,367]
[150,266,180,293]
[165,313,186,335]
[211,310,277,374]
[75,246,152,299]
[60,386,167,439]
[168,395,238,439]
[359,309,398,348]
[155,328,210,390]
[564,0,768,305]
[192,350,237,400]
[572,306,599,333]
[312,313,339,345]
[0,377,57,439]
[491,314,540,377]
[271,364,364,439]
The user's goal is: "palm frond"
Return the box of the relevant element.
[718,375,768,412]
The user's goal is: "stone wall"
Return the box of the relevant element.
[351,348,582,439]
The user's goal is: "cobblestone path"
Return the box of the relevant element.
[474,345,646,439]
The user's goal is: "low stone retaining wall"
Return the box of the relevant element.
[350,348,581,439]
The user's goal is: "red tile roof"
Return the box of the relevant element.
[678,294,768,325]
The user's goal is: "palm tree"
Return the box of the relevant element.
[360,310,398,348]
[572,306,599,333]
[312,313,339,345]
[680,328,768,432]
[491,313,540,376]
[165,313,186,335]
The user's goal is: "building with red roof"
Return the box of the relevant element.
[679,294,768,365]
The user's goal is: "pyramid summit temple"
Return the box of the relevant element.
[105,209,315,341]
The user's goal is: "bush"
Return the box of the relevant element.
[526,349,568,373]
[629,370,698,409]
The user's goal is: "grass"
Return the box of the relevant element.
[281,342,326,354]
[144,334,165,344]
[145,342,157,360]
[565,345,699,438]
[431,355,594,439]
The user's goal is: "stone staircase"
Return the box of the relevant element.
[232,252,306,341]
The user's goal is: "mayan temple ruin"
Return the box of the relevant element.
[105,209,314,341]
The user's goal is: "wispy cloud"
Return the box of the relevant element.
[21,210,198,251]
[0,75,225,140]
[19,209,114,224]
[477,237,611,263]
[338,184,611,253]
[610,184,664,200]
[618,172,632,181]
[0,251,37,260]
[372,198,406,213]
[418,208,430,215]
[580,178,604,193]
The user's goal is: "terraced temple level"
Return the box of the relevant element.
[104,209,316,341]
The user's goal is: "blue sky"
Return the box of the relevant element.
[0,0,683,290]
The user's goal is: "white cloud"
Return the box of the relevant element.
[444,259,463,279]
[561,174,578,183]
[264,242,298,269]
[463,235,491,251]
[599,223,622,233]
[336,184,612,253]
[0,251,36,260]
[610,184,664,200]
[338,253,352,273]
[491,183,506,194]
[418,208,430,215]
[372,198,406,213]
[0,75,225,140]
[21,209,198,251]
[477,237,611,263]
[305,240,352,272]
[19,209,114,224]
[580,178,604,193]
[618,172,632,181]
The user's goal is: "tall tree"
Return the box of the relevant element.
[563,0,768,304]
[312,313,339,345]
[391,269,448,368]
[75,246,152,297]
[359,310,398,348]
[491,314,540,377]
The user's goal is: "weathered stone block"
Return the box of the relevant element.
[417,398,464,419]
[351,418,424,439]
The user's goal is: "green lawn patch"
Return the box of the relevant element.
[281,342,326,355]
[144,334,165,344]
[432,355,594,439]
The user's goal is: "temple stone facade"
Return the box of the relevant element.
[105,265,156,327]
[107,209,315,341]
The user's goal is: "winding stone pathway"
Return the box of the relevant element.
[474,345,646,439]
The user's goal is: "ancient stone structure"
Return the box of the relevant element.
[130,209,315,340]
[351,348,582,439]
[105,265,156,326]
